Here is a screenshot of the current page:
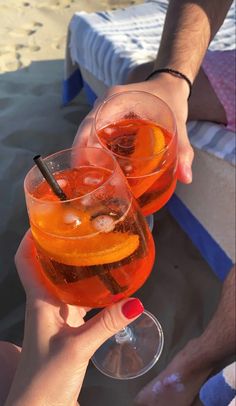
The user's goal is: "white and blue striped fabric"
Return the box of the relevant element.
[200,362,236,406]
[187,121,236,166]
[64,1,235,165]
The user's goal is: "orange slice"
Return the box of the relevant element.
[132,125,165,175]
[127,125,166,197]
[129,169,164,199]
[152,126,166,153]
[33,228,140,266]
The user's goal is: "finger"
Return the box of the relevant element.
[65,305,89,327]
[177,124,194,184]
[73,298,144,358]
[15,231,59,302]
[72,99,103,149]
[72,107,102,170]
[16,232,87,332]
[73,113,95,148]
[0,341,21,405]
[72,87,121,149]
[15,230,43,291]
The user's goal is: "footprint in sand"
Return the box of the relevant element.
[0,58,21,72]
[36,0,72,8]
[28,45,41,52]
[0,98,12,111]
[15,44,25,51]
[9,21,43,38]
[33,22,43,27]
[15,45,41,68]
[52,37,66,50]
[0,42,41,72]
[15,44,41,52]
[1,82,26,94]
[0,46,15,56]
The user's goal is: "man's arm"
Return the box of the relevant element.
[74,0,233,184]
[155,0,233,81]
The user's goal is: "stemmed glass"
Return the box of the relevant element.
[24,147,164,379]
[90,90,177,218]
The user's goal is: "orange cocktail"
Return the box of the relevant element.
[24,148,155,307]
[93,91,177,216]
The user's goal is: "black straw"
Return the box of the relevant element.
[33,155,67,201]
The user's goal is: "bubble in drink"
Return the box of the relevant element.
[91,215,115,232]
[80,194,93,207]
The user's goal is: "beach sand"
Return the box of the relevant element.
[0,1,222,404]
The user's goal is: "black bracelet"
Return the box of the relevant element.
[145,68,192,99]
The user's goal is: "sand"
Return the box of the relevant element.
[0,1,222,404]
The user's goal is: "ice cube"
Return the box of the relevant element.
[83,173,104,185]
[103,127,116,135]
[124,164,133,174]
[91,215,115,232]
[64,211,81,226]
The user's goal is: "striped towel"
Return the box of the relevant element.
[187,121,235,166]
[200,362,236,406]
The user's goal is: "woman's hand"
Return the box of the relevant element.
[5,231,144,406]
[74,75,194,184]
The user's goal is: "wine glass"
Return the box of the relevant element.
[90,90,177,217]
[24,147,164,379]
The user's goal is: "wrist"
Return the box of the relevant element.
[146,71,191,101]
[6,377,79,406]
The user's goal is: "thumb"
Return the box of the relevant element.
[176,123,194,184]
[73,104,99,149]
[73,97,102,149]
[73,114,94,148]
[77,298,144,358]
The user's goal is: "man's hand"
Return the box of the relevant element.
[74,75,193,184]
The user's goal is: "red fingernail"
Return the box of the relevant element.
[122,298,144,319]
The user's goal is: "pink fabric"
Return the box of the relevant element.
[202,50,236,132]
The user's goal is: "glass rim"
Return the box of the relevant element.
[94,90,177,161]
[24,146,119,204]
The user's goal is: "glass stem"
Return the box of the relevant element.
[115,326,134,344]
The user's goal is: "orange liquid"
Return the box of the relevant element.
[98,118,177,216]
[30,167,155,307]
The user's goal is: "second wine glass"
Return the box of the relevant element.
[91,90,178,217]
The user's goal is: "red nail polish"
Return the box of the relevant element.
[122,298,144,319]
